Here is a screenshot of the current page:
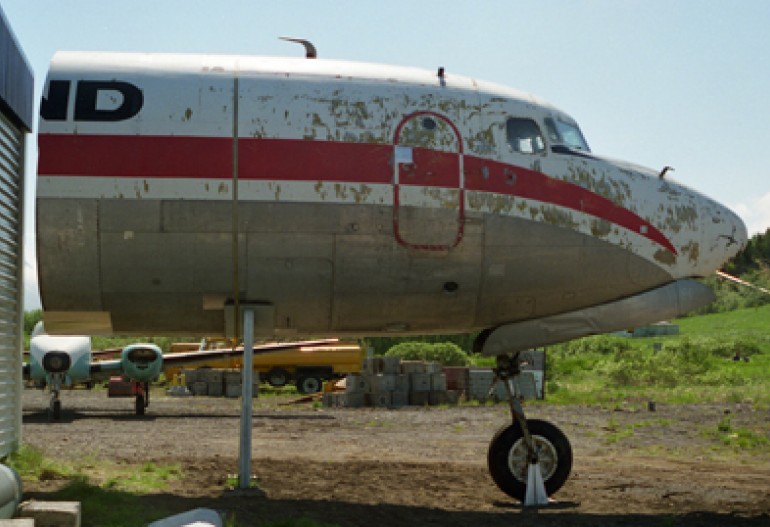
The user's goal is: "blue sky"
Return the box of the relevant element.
[3,0,770,310]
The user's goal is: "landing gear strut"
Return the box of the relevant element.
[47,373,64,421]
[486,353,572,503]
[135,382,149,416]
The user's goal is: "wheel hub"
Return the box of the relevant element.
[507,434,558,482]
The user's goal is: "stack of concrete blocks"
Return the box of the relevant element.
[180,368,259,398]
[467,369,508,401]
[326,357,453,408]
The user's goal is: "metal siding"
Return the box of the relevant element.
[0,6,33,130]
[0,110,22,456]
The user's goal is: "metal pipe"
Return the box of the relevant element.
[238,307,254,489]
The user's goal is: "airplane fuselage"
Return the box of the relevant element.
[37,52,746,336]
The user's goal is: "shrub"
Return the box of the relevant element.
[385,341,470,366]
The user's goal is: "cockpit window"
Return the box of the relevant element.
[506,118,546,154]
[544,117,590,152]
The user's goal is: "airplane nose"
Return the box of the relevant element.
[700,199,748,272]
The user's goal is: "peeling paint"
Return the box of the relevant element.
[654,249,676,265]
[681,241,700,265]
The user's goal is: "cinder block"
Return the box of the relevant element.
[201,369,223,383]
[409,373,431,392]
[223,370,242,384]
[371,374,396,393]
[363,357,384,375]
[382,356,401,374]
[400,361,425,374]
[394,374,409,392]
[409,391,430,406]
[391,391,409,408]
[367,392,391,408]
[345,392,365,408]
[208,381,224,397]
[225,383,242,398]
[18,500,81,527]
[190,381,208,396]
[431,373,448,392]
[345,374,370,394]
[180,369,198,383]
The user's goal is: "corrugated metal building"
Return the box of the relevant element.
[0,6,32,457]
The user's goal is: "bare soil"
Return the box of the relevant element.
[21,387,770,526]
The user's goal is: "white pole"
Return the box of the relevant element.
[238,307,255,489]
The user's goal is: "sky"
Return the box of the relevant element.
[2,0,770,311]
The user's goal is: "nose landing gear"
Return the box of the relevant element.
[486,353,572,504]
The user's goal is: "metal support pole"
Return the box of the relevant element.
[238,307,255,489]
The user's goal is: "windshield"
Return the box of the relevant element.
[544,117,590,152]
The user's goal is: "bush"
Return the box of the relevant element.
[385,341,471,366]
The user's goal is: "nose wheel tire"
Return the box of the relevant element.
[488,419,572,502]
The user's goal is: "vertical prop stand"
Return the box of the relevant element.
[238,307,255,489]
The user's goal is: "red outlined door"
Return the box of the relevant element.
[393,111,464,250]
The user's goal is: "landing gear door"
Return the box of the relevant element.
[393,112,464,250]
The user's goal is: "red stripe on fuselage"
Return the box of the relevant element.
[38,133,676,254]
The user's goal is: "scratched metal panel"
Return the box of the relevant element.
[36,198,102,309]
[99,231,246,294]
[0,109,23,457]
[333,225,483,332]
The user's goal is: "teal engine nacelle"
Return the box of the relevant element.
[120,344,163,382]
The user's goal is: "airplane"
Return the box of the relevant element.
[24,322,339,420]
[35,45,747,502]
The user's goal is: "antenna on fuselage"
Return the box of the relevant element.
[659,166,674,179]
[279,37,317,59]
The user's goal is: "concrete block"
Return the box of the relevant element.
[409,373,431,392]
[190,381,208,396]
[223,370,242,384]
[345,392,365,408]
[394,374,409,392]
[446,390,461,405]
[363,357,384,374]
[409,391,430,406]
[252,382,260,397]
[180,369,198,383]
[345,374,370,394]
[366,392,391,408]
[400,361,425,374]
[382,356,401,374]
[201,369,224,384]
[225,383,242,398]
[391,391,409,408]
[425,362,442,374]
[371,374,396,393]
[208,381,224,397]
[431,373,447,392]
[429,391,449,406]
[0,520,34,526]
[18,500,81,527]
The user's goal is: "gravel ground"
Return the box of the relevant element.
[20,386,770,526]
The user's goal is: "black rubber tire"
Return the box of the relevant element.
[296,375,322,394]
[135,393,145,416]
[487,419,572,502]
[266,368,290,388]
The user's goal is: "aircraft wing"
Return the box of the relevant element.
[86,338,341,381]
[159,338,341,368]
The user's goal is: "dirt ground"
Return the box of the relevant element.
[20,387,770,526]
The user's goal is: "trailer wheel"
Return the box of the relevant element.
[488,419,572,502]
[296,375,322,394]
[266,368,290,387]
